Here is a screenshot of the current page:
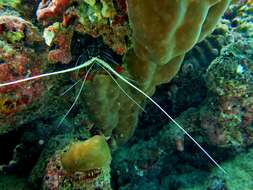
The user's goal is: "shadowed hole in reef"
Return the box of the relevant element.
[134,76,208,142]
[0,129,23,166]
[0,121,53,176]
[70,32,122,67]
[131,42,213,143]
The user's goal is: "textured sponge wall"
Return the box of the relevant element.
[61,135,111,172]
[127,0,232,65]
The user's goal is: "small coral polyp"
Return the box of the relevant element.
[0,15,46,116]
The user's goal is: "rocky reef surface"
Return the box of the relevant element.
[0,0,252,190]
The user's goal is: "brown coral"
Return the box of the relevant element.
[37,0,72,24]
[44,22,73,64]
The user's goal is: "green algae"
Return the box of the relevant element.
[0,40,14,54]
[4,31,24,43]
[0,0,20,8]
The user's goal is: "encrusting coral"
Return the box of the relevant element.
[43,22,73,64]
[162,1,253,148]
[38,0,129,61]
[0,14,47,133]
[37,0,72,24]
[165,38,253,148]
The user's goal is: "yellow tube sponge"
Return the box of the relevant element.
[199,0,232,41]
[61,135,111,172]
[83,74,121,137]
[127,0,232,65]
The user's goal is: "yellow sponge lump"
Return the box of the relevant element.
[61,135,111,172]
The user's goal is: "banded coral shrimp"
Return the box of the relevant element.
[54,35,144,127]
[0,35,228,175]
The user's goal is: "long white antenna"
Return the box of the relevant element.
[96,58,227,174]
[0,57,96,87]
[99,64,145,112]
[57,63,95,127]
[60,79,82,96]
